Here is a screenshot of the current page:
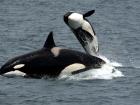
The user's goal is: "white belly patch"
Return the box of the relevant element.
[4,70,26,77]
[59,63,86,77]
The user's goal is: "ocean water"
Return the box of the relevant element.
[0,0,140,105]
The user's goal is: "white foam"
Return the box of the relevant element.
[98,55,123,67]
[59,55,124,80]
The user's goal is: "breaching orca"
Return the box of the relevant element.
[0,32,105,78]
[64,10,99,56]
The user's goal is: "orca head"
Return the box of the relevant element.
[0,56,26,75]
[0,32,56,75]
[64,11,84,29]
[64,10,99,56]
[64,10,95,31]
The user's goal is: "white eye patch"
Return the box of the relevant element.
[13,64,25,69]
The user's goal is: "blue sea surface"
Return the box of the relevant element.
[0,0,140,105]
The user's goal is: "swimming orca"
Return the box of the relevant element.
[0,32,105,78]
[64,10,99,56]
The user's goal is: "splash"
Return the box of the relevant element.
[59,55,124,80]
[98,55,123,67]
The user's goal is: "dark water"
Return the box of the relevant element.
[0,0,140,105]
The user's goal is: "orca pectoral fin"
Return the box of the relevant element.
[71,63,104,75]
[71,67,93,75]
[43,31,56,49]
[83,10,95,18]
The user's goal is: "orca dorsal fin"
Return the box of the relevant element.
[83,10,95,17]
[43,31,56,49]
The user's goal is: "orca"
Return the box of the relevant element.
[64,10,99,56]
[0,32,105,78]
